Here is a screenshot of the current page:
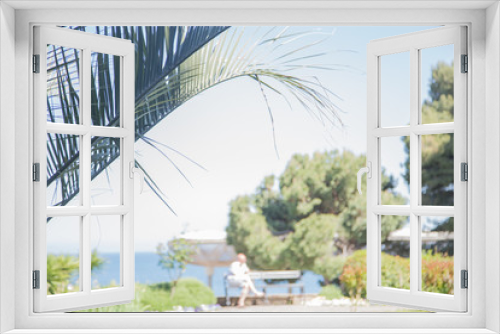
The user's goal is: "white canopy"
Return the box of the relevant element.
[170,230,238,288]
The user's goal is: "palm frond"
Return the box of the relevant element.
[47,26,346,213]
[47,26,229,207]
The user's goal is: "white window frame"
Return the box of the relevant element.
[366,26,467,312]
[1,1,498,333]
[33,26,136,312]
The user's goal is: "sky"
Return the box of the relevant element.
[47,25,455,254]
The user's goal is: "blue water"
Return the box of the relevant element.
[93,252,324,297]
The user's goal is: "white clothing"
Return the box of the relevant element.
[227,261,251,288]
[229,261,249,276]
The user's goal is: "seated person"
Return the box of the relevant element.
[227,253,264,307]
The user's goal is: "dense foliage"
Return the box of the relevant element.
[226,150,407,278]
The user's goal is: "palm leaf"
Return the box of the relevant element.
[47,26,229,207]
[47,26,345,212]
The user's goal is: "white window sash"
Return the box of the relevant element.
[366,25,468,312]
[32,26,136,313]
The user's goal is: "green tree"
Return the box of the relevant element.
[156,238,196,295]
[403,61,454,207]
[283,214,338,270]
[226,150,407,279]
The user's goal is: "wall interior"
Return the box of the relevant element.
[0,2,16,333]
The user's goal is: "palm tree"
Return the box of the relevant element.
[46,26,343,211]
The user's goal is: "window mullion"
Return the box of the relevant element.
[81,47,92,294]
[409,47,420,294]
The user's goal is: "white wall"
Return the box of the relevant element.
[0,2,16,333]
[486,2,500,333]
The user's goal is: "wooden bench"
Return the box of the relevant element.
[224,270,304,306]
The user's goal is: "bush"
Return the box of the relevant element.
[319,284,344,300]
[339,250,367,299]
[422,250,453,294]
[80,278,216,312]
[151,277,217,309]
[313,256,346,285]
[338,250,454,300]
[381,252,410,290]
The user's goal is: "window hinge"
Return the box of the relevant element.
[33,54,40,73]
[461,162,468,181]
[33,163,40,182]
[461,54,468,73]
[461,270,468,289]
[33,270,40,289]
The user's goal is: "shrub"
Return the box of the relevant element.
[381,252,410,290]
[319,284,344,300]
[422,250,454,294]
[338,250,367,299]
[338,250,454,300]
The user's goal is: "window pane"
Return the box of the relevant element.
[421,133,454,206]
[380,215,410,290]
[91,52,121,127]
[420,45,454,124]
[91,215,121,289]
[421,216,454,295]
[46,45,81,124]
[46,216,81,294]
[380,136,409,205]
[91,137,121,206]
[380,51,410,127]
[46,133,80,207]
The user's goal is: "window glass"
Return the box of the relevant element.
[420,45,454,124]
[91,215,122,289]
[380,215,410,290]
[91,52,121,127]
[91,137,121,206]
[380,52,410,127]
[421,133,454,206]
[380,136,410,205]
[46,216,81,294]
[46,133,80,207]
[46,45,81,124]
[421,216,454,295]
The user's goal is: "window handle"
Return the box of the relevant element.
[357,162,372,195]
[129,161,145,194]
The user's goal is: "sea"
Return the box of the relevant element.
[93,252,324,297]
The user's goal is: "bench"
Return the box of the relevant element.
[224,270,304,306]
